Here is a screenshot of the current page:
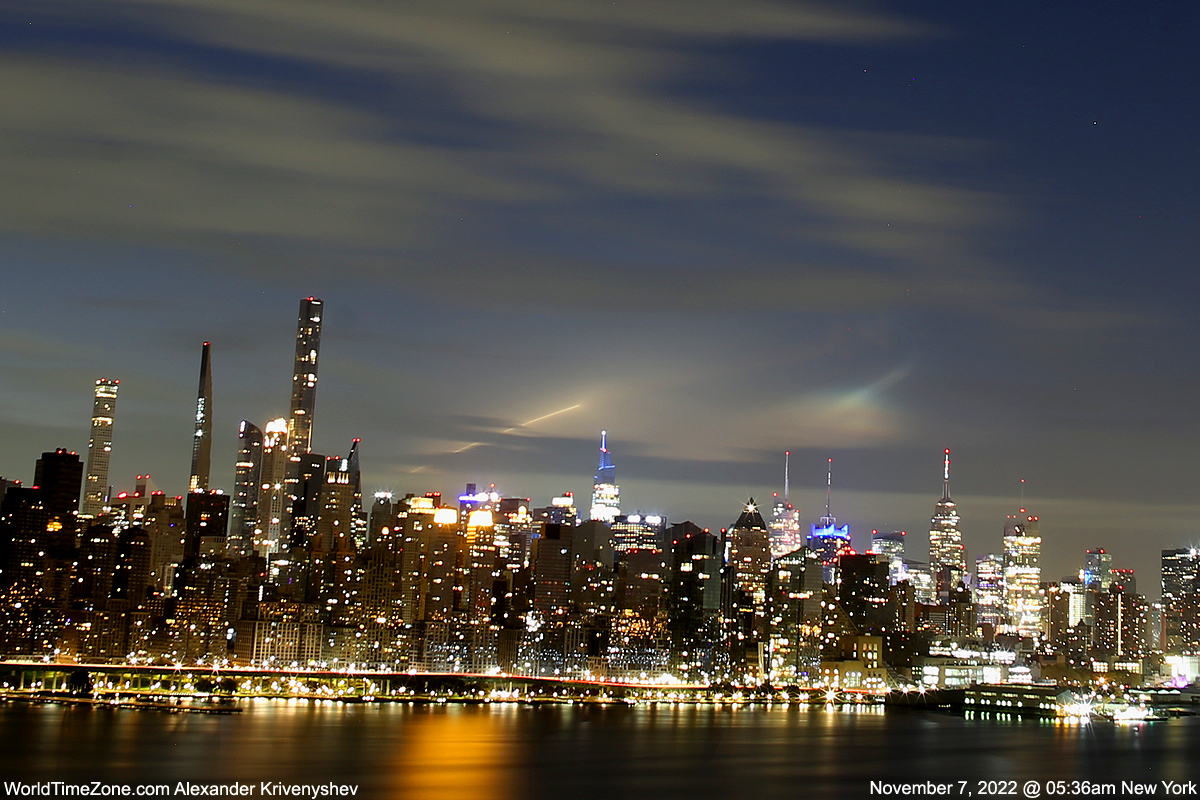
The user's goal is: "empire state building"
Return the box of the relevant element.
[929,449,966,594]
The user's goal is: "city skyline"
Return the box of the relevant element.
[1,1,1198,594]
[0,312,1190,597]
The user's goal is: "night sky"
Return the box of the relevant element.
[1,0,1197,592]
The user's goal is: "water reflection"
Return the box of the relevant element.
[389,707,519,800]
[1,702,1198,799]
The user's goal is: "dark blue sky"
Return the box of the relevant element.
[1,0,1197,588]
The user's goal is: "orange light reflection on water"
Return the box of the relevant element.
[389,707,519,800]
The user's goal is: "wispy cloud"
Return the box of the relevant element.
[0,0,1026,311]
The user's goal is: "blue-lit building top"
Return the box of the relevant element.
[809,522,850,543]
[808,522,851,583]
[590,430,620,523]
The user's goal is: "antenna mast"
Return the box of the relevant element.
[784,451,790,505]
[826,457,833,517]
[943,448,951,500]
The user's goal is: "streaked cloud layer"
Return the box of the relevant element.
[0,0,1197,584]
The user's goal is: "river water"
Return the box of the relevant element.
[0,701,1196,799]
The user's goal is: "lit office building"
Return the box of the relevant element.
[725,499,772,678]
[766,546,822,682]
[1161,548,1200,654]
[1082,548,1113,591]
[1080,547,1114,630]
[1002,511,1042,638]
[836,553,892,636]
[974,553,1005,630]
[904,563,937,606]
[316,454,356,555]
[1095,586,1149,660]
[534,493,579,527]
[870,530,906,584]
[769,452,804,558]
[610,513,665,553]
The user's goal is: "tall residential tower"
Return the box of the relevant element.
[286,297,323,456]
[188,342,213,493]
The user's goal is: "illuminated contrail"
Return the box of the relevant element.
[451,403,582,454]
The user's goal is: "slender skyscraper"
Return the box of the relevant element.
[770,451,803,558]
[188,342,213,493]
[229,420,264,557]
[82,378,119,518]
[283,298,323,545]
[589,430,620,522]
[255,418,291,557]
[346,438,366,546]
[928,449,966,594]
[287,297,323,456]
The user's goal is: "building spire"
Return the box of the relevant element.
[818,457,837,528]
[942,448,951,501]
[590,430,619,522]
[826,457,833,517]
[784,451,790,504]
[596,430,615,479]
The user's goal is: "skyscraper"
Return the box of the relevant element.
[974,553,1005,630]
[1161,548,1200,654]
[255,418,290,557]
[870,530,906,584]
[286,297,323,456]
[1002,511,1042,637]
[589,430,620,522]
[188,342,213,494]
[228,420,264,558]
[928,449,966,595]
[82,378,119,518]
[346,438,366,547]
[34,449,83,532]
[807,458,849,584]
[769,451,804,558]
[283,297,323,547]
[1083,548,1113,591]
[724,498,772,679]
